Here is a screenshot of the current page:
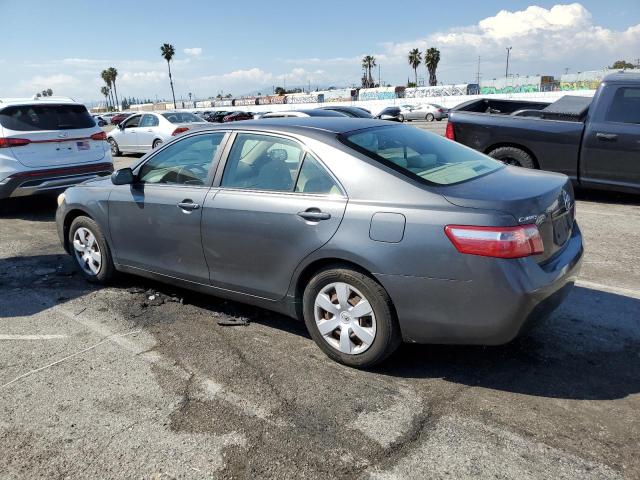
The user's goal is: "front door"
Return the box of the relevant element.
[202,132,347,300]
[109,132,227,283]
[118,114,142,150]
[581,84,640,191]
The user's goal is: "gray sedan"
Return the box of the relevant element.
[56,118,583,367]
[107,111,209,154]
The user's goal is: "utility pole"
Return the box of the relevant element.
[564,67,569,75]
[378,64,381,87]
[476,56,481,85]
[505,47,512,78]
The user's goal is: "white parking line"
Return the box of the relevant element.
[0,334,68,340]
[576,279,640,299]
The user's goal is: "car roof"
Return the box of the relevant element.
[603,71,640,83]
[0,97,80,109]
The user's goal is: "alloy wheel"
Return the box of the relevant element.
[314,282,376,355]
[72,227,102,276]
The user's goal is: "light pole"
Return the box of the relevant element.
[505,47,512,78]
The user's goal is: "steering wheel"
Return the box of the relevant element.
[176,164,209,184]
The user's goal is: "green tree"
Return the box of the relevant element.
[275,86,286,95]
[100,86,111,110]
[46,88,53,96]
[361,55,376,88]
[610,60,636,69]
[107,67,119,109]
[160,43,177,108]
[101,69,115,108]
[425,47,441,86]
[408,48,422,87]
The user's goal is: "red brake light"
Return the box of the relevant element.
[90,131,107,141]
[0,137,31,148]
[445,122,455,140]
[444,224,544,258]
[438,108,444,112]
[172,127,189,136]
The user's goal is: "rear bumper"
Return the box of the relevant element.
[376,222,583,345]
[0,162,113,199]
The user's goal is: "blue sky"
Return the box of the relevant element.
[1,0,639,102]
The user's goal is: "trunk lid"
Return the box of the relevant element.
[441,166,575,262]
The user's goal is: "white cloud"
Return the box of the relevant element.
[120,70,167,84]
[183,47,202,57]
[19,74,79,94]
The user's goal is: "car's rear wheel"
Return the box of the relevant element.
[303,267,401,368]
[426,113,435,122]
[397,114,405,122]
[488,146,535,169]
[108,138,120,156]
[152,139,163,149]
[68,216,115,284]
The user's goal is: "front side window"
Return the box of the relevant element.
[605,87,640,124]
[221,133,304,191]
[123,115,141,128]
[138,133,225,185]
[341,125,503,186]
[0,104,95,131]
[140,114,159,127]
[294,153,341,195]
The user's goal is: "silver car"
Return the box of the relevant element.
[400,103,449,121]
[56,118,582,368]
[107,111,208,154]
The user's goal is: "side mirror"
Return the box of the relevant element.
[111,168,134,185]
[118,123,125,130]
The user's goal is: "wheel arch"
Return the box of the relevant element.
[484,143,540,169]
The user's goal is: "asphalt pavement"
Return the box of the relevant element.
[1,119,639,479]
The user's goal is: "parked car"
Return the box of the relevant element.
[101,112,120,124]
[203,111,229,123]
[261,109,347,118]
[92,114,108,127]
[253,111,271,119]
[107,111,208,155]
[57,118,582,367]
[400,103,448,121]
[375,107,403,122]
[0,97,113,199]
[319,106,373,118]
[447,71,640,193]
[223,111,254,122]
[110,112,133,125]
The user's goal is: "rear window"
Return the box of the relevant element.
[0,104,95,131]
[161,112,204,124]
[340,125,503,185]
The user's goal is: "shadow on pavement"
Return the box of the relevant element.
[0,196,58,222]
[575,188,640,206]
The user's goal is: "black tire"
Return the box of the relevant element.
[397,114,405,122]
[152,139,163,149]
[488,146,535,169]
[108,138,121,156]
[426,113,435,122]
[303,266,401,368]
[68,216,115,284]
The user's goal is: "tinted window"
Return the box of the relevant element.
[138,133,225,185]
[341,125,503,185]
[140,114,159,127]
[221,133,304,191]
[123,115,141,128]
[605,87,640,124]
[294,153,341,195]
[0,104,95,131]
[161,112,204,124]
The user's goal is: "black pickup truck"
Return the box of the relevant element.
[447,72,640,193]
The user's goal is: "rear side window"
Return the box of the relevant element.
[605,87,640,124]
[341,125,503,186]
[0,104,95,131]
[161,112,203,124]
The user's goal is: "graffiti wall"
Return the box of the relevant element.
[234,97,258,106]
[405,84,479,98]
[285,93,324,104]
[480,76,559,94]
[320,88,357,102]
[213,99,233,107]
[560,70,609,91]
[358,87,405,101]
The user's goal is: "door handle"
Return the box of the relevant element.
[596,132,618,141]
[297,209,331,221]
[147,129,153,132]
[177,200,200,211]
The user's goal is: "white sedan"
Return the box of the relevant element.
[107,111,208,155]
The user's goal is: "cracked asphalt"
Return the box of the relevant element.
[1,132,639,478]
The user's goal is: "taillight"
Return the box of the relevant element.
[438,108,444,112]
[90,131,107,141]
[172,127,189,136]
[445,122,455,140]
[444,224,544,258]
[0,138,31,148]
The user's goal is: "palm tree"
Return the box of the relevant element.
[100,86,111,109]
[424,47,441,86]
[107,67,119,110]
[408,48,422,87]
[101,69,115,109]
[160,43,177,108]
[46,88,53,96]
[361,55,376,88]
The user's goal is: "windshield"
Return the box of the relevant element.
[161,112,204,124]
[341,125,503,185]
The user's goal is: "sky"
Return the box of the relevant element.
[1,0,639,103]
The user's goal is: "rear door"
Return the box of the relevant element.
[137,114,160,150]
[581,84,640,190]
[118,114,142,150]
[0,103,107,167]
[202,132,347,300]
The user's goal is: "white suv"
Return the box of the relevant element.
[0,97,113,199]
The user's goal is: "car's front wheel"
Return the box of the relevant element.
[303,266,401,368]
[108,138,120,156]
[397,114,405,122]
[68,216,115,284]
